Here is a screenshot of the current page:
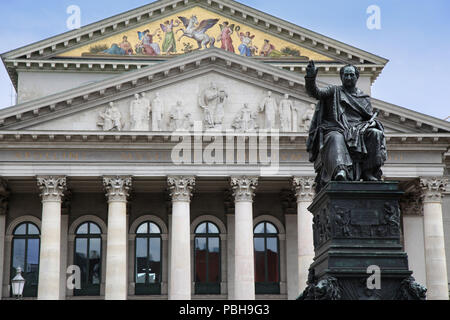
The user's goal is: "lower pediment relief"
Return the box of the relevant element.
[28,72,315,133]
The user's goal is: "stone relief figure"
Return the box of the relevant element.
[151,92,164,131]
[214,90,228,130]
[305,61,387,192]
[232,103,258,132]
[301,104,316,132]
[183,113,194,131]
[259,91,278,129]
[169,101,187,131]
[130,93,151,131]
[279,94,294,132]
[98,102,122,131]
[198,82,228,130]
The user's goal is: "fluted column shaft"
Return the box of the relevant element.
[231,176,258,300]
[168,176,195,300]
[37,176,66,300]
[293,177,315,295]
[104,176,131,300]
[420,177,449,300]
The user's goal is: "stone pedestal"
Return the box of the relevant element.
[299,182,427,300]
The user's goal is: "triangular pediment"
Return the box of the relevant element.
[0,48,448,136]
[2,0,387,65]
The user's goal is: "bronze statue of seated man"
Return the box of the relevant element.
[304,61,387,193]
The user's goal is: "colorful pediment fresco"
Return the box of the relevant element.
[59,7,333,61]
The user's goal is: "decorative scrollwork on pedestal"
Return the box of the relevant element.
[292,176,316,202]
[230,176,258,202]
[103,176,132,202]
[167,176,195,202]
[37,176,67,202]
[420,177,448,203]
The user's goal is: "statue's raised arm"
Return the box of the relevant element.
[305,60,334,100]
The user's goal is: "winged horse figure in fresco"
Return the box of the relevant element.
[177,15,219,49]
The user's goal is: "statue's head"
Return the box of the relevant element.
[109,102,114,108]
[268,91,272,97]
[210,82,217,90]
[141,92,146,98]
[155,92,160,98]
[284,94,289,99]
[340,65,359,90]
[134,94,140,99]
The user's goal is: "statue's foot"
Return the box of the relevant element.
[362,171,379,181]
[334,170,347,181]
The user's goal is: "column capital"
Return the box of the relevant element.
[292,176,315,202]
[0,178,10,216]
[37,176,67,202]
[230,176,258,202]
[420,177,448,203]
[167,176,195,202]
[103,176,132,202]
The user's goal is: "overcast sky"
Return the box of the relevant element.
[1,0,449,120]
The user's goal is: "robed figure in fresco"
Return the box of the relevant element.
[161,20,180,54]
[305,61,387,193]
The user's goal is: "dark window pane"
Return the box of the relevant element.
[195,238,207,282]
[136,237,148,284]
[76,223,88,235]
[26,239,40,273]
[136,223,148,234]
[28,224,39,235]
[12,239,26,271]
[254,223,265,234]
[254,238,266,282]
[208,237,220,282]
[195,223,207,234]
[266,238,279,282]
[208,223,219,234]
[89,223,101,234]
[266,223,277,234]
[89,239,101,285]
[149,223,161,234]
[149,238,161,283]
[75,238,88,284]
[14,224,27,235]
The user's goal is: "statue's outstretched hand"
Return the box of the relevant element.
[306,60,319,78]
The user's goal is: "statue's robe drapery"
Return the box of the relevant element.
[305,76,387,192]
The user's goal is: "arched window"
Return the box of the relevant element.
[74,222,102,296]
[11,222,40,297]
[254,221,280,294]
[135,222,162,295]
[194,222,220,294]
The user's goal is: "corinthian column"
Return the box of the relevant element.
[230,176,258,300]
[37,176,66,300]
[103,176,132,300]
[167,176,195,300]
[292,177,315,295]
[420,177,449,300]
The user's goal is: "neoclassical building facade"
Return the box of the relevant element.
[0,0,449,300]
